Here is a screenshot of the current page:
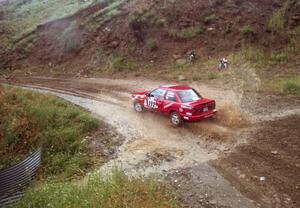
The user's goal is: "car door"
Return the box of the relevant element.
[144,88,166,111]
[159,90,178,113]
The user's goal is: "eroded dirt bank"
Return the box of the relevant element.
[211,115,300,208]
[1,76,300,208]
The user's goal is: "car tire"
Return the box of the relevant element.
[134,102,143,112]
[170,111,182,126]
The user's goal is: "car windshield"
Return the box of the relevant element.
[178,89,202,103]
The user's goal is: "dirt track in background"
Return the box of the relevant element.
[1,76,300,208]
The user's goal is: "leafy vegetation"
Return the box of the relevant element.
[208,71,217,80]
[0,86,99,179]
[204,14,217,24]
[129,9,165,29]
[169,26,203,39]
[14,169,178,208]
[146,39,158,51]
[241,25,256,36]
[233,36,299,67]
[282,76,300,96]
[267,0,290,34]
[111,56,138,71]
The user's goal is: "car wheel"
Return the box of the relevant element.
[170,111,182,126]
[134,102,143,112]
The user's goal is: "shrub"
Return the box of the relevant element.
[146,39,158,51]
[111,56,138,71]
[129,10,162,28]
[241,25,256,36]
[204,14,217,24]
[0,37,13,53]
[169,26,203,39]
[269,51,289,64]
[282,77,300,96]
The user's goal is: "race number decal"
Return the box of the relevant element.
[145,97,157,109]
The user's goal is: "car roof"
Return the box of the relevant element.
[160,85,193,90]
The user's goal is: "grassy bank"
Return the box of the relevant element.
[14,169,178,208]
[1,86,179,208]
[0,85,99,179]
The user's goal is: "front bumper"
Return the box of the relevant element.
[182,109,217,122]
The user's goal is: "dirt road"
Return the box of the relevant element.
[1,76,300,208]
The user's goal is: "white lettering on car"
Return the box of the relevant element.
[147,97,156,108]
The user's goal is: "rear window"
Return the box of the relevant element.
[178,89,202,103]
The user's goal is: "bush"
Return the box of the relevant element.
[146,39,158,51]
[241,25,256,36]
[15,170,178,208]
[129,10,162,28]
[204,14,217,24]
[282,77,300,96]
[169,26,203,39]
[111,56,138,71]
[269,52,289,64]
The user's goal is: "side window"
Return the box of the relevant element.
[165,91,177,102]
[150,88,166,98]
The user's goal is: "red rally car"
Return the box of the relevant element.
[131,85,217,126]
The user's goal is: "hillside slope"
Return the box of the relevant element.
[0,0,299,85]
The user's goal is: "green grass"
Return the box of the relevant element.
[0,86,99,179]
[232,45,295,67]
[2,0,98,38]
[282,76,300,96]
[207,71,217,80]
[260,76,300,96]
[169,26,203,39]
[14,169,178,208]
[128,9,164,28]
[267,0,290,34]
[241,25,256,36]
[111,56,138,71]
[204,14,217,24]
